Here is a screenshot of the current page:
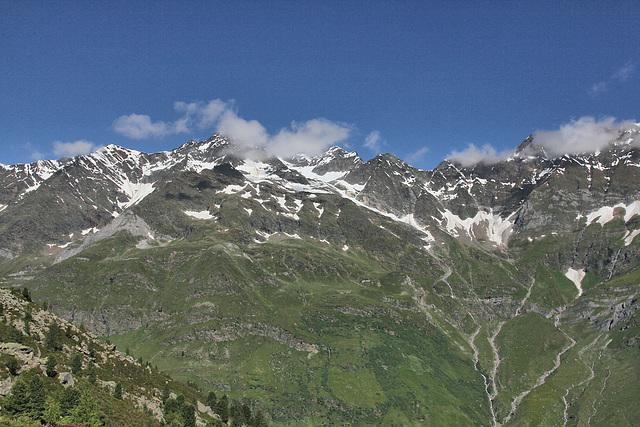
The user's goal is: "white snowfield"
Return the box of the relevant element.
[565,268,586,297]
[184,210,215,220]
[623,229,640,246]
[438,209,515,247]
[578,200,640,227]
[577,201,640,246]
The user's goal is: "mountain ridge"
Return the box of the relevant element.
[0,127,639,425]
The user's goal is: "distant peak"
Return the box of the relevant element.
[371,152,406,167]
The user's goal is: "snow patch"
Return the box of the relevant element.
[81,227,98,235]
[275,196,289,211]
[565,268,586,297]
[220,184,246,195]
[184,210,215,220]
[291,165,347,183]
[582,201,640,226]
[236,160,273,181]
[184,157,219,173]
[439,209,514,246]
[118,181,156,210]
[623,229,640,246]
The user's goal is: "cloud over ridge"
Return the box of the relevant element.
[531,116,640,157]
[447,143,512,167]
[112,99,352,158]
[53,140,99,157]
[447,116,639,167]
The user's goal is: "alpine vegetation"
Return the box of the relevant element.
[1,124,639,425]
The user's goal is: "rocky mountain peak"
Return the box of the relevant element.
[1,128,640,425]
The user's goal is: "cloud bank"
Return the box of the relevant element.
[531,117,639,157]
[447,143,512,167]
[112,99,352,158]
[111,113,188,139]
[447,116,639,167]
[53,140,99,157]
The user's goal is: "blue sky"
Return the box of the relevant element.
[1,1,639,169]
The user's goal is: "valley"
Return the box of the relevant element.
[1,128,639,425]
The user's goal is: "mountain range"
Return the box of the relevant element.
[1,124,639,425]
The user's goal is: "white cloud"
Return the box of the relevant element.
[217,110,350,158]
[364,130,383,153]
[268,119,351,158]
[612,61,635,82]
[53,140,99,157]
[590,61,635,95]
[447,143,511,167]
[590,81,608,94]
[111,113,179,139]
[24,142,45,161]
[30,151,45,161]
[174,99,227,129]
[447,117,640,167]
[532,116,638,157]
[112,99,352,158]
[406,146,429,165]
[217,109,269,148]
[114,99,229,140]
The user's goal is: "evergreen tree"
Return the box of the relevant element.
[45,320,64,351]
[86,362,97,385]
[250,410,268,427]
[5,354,21,375]
[181,403,196,427]
[88,341,96,359]
[161,386,171,404]
[4,379,29,416]
[71,353,83,375]
[27,374,46,419]
[8,324,24,343]
[43,396,62,426]
[113,382,123,399]
[63,388,104,427]
[57,386,81,416]
[206,390,217,409]
[216,395,229,423]
[23,307,33,323]
[176,394,185,407]
[22,286,31,302]
[163,396,182,425]
[46,355,58,377]
[164,397,181,414]
[241,404,252,423]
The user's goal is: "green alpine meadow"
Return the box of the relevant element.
[1,127,639,425]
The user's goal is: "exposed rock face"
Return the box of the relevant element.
[1,126,640,425]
